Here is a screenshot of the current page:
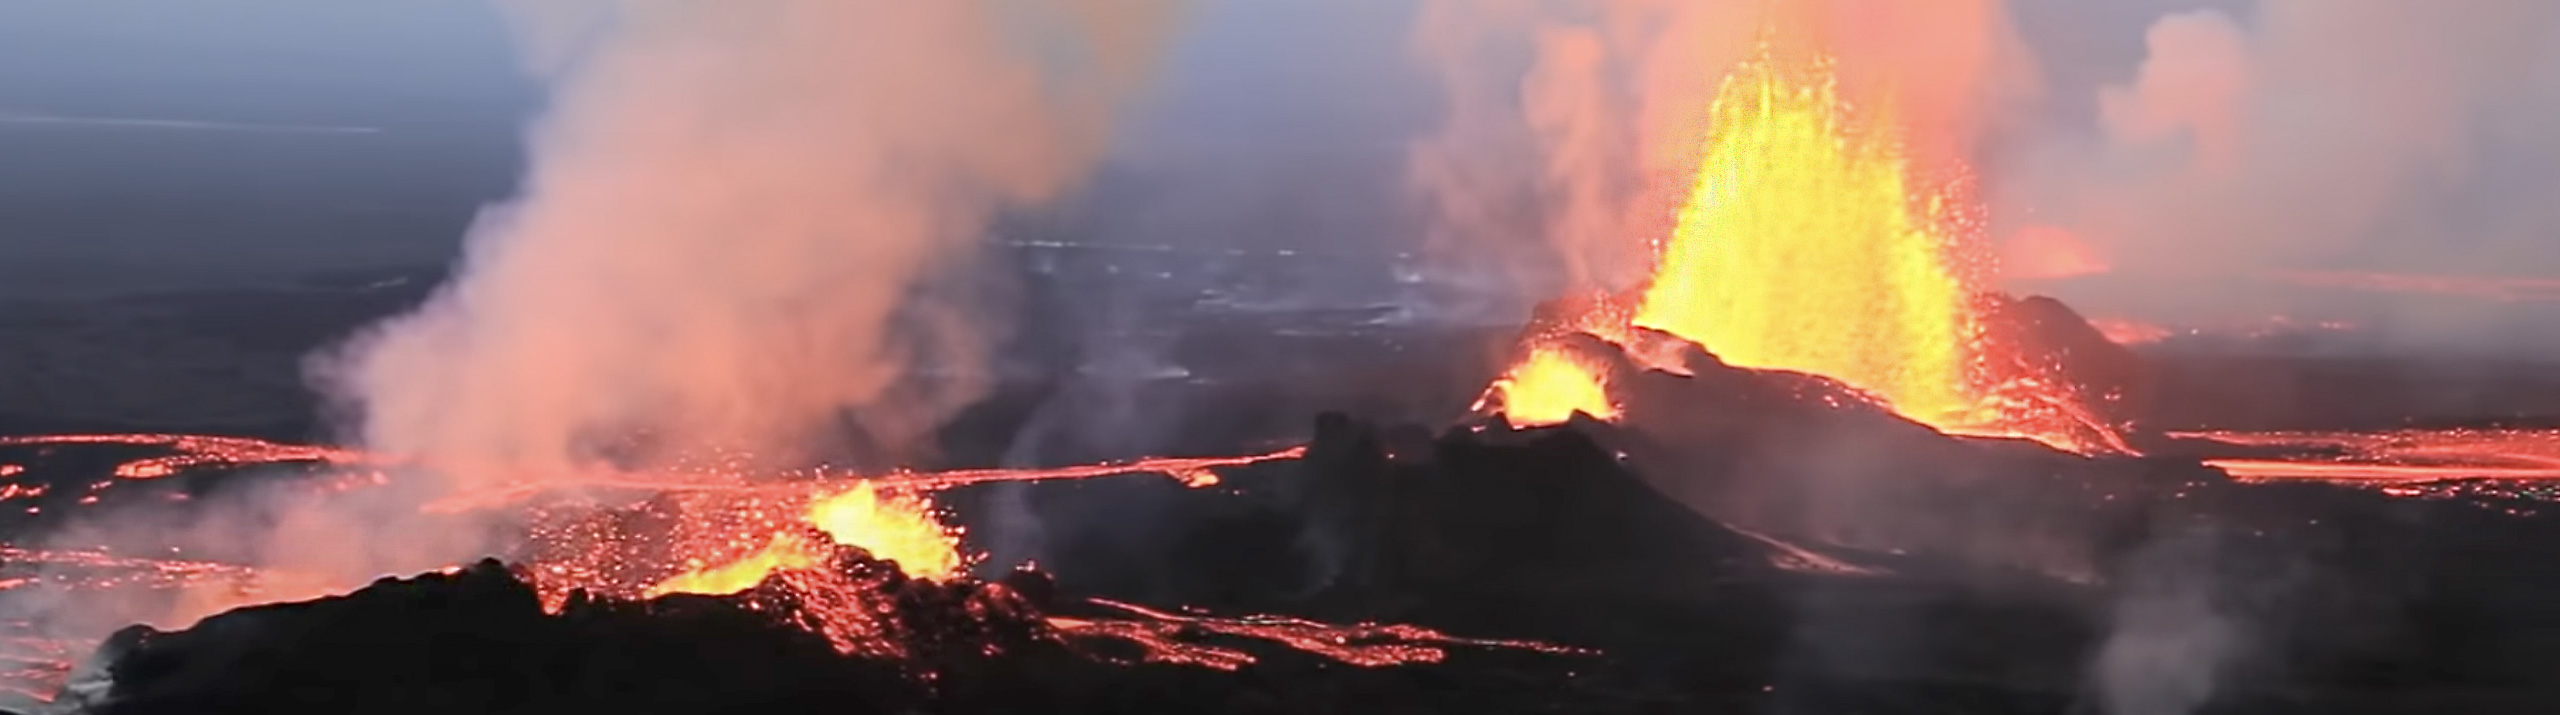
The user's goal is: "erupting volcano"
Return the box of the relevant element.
[1482,47,2124,455]
[14,2,2560,713]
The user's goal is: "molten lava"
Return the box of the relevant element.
[1057,598,1594,670]
[1633,53,1979,428]
[807,482,965,578]
[0,433,370,480]
[647,482,963,598]
[645,532,826,598]
[2182,428,2560,481]
[1479,345,1619,428]
[1484,47,2122,454]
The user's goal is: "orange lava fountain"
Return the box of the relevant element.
[1631,53,1978,428]
[1486,47,2116,454]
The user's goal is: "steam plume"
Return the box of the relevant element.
[2088,533,2243,715]
[324,0,1182,487]
[1997,0,2560,327]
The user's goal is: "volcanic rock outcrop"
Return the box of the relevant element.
[1976,293,2152,432]
[58,557,1020,715]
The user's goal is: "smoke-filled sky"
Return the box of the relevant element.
[5,0,2560,345]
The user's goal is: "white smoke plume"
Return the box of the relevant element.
[1995,1,2560,334]
[323,0,1183,488]
[0,2,1184,682]
[2087,533,2243,715]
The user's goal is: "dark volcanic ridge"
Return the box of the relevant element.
[62,558,1582,715]
[13,294,2560,713]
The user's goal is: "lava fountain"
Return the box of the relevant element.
[1487,46,2115,454]
[1634,51,1980,429]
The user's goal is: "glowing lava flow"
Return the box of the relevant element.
[2180,429,2560,481]
[0,434,372,479]
[0,434,389,515]
[420,446,1307,514]
[1052,598,1595,670]
[1485,48,2119,454]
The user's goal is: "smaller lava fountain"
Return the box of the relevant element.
[643,482,965,599]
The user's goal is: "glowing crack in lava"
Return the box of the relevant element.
[1485,48,2119,454]
[0,433,371,480]
[1053,598,1595,670]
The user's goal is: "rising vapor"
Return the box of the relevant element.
[1995,0,2560,333]
[322,0,1182,488]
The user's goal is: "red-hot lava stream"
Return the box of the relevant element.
[2172,428,2560,515]
[0,433,1520,703]
[2179,429,2560,482]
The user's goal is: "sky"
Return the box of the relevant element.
[0,1,531,297]
[2,0,2558,348]
[0,1,527,126]
[0,0,1426,297]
